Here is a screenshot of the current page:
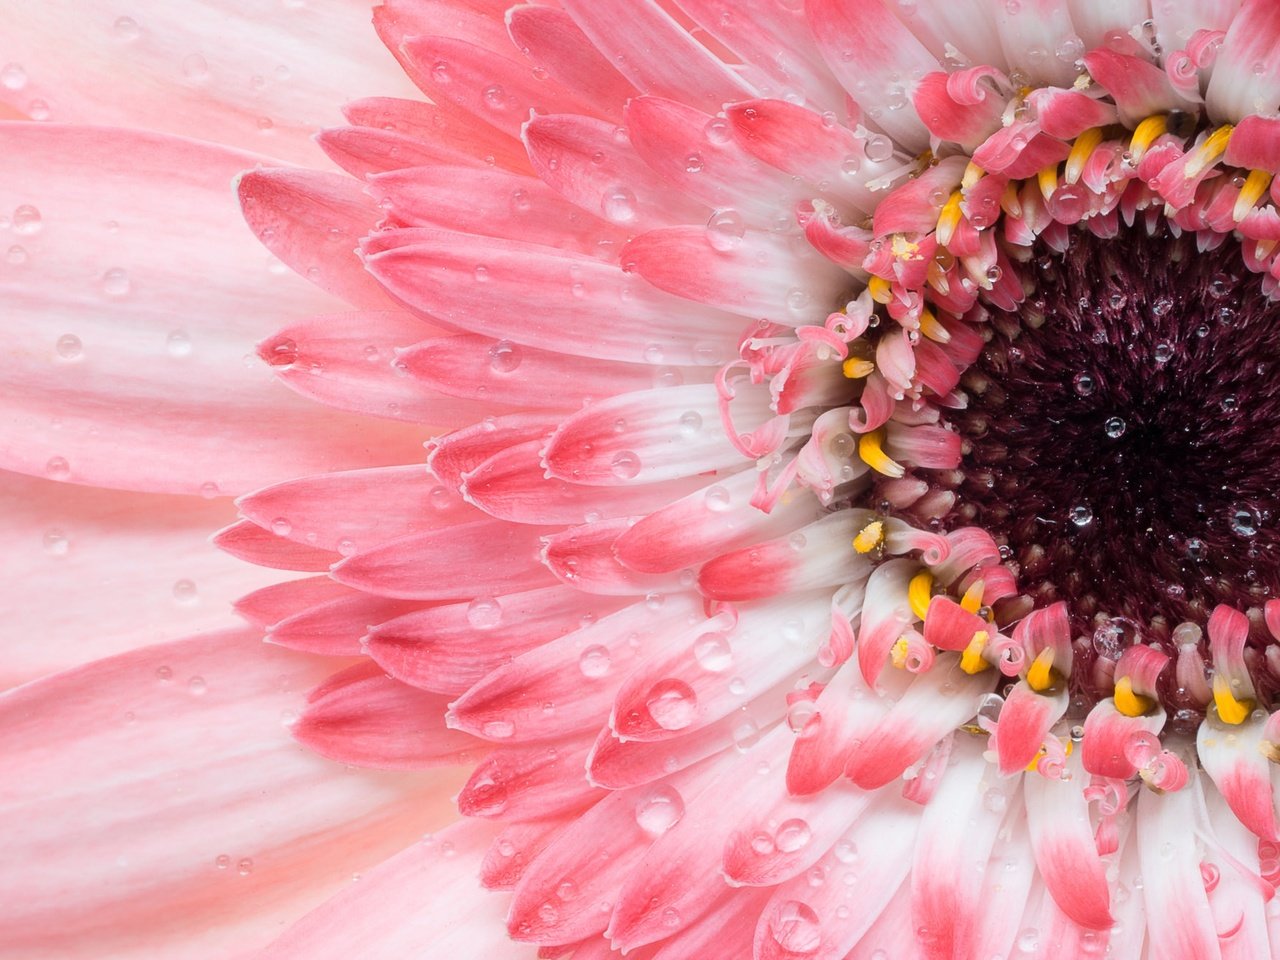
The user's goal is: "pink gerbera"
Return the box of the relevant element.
[10,0,1280,957]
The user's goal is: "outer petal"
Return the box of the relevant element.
[1,124,425,495]
[0,629,461,959]
[0,0,418,165]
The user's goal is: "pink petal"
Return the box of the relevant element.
[0,629,460,958]
[558,0,756,110]
[1023,763,1114,930]
[458,738,605,819]
[1080,699,1166,780]
[992,0,1080,87]
[1082,48,1189,126]
[995,681,1069,775]
[365,585,622,694]
[213,519,341,572]
[1197,712,1279,841]
[363,228,743,364]
[259,819,531,959]
[428,413,559,488]
[332,518,555,599]
[449,595,704,742]
[787,659,896,796]
[262,591,428,657]
[0,0,418,166]
[0,470,278,689]
[1206,0,1280,122]
[0,124,426,495]
[542,518,689,595]
[293,661,481,769]
[341,95,532,174]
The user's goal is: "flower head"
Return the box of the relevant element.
[13,0,1280,957]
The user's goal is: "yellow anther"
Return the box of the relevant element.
[858,428,905,478]
[1026,647,1056,692]
[1129,115,1169,160]
[1037,163,1059,200]
[908,570,934,621]
[1065,127,1105,185]
[891,235,920,259]
[918,309,951,343]
[1114,675,1154,717]
[1235,169,1273,222]
[960,579,985,614]
[1184,123,1234,178]
[961,161,984,189]
[853,520,885,554]
[1213,674,1255,726]
[936,191,964,245]
[961,631,992,674]
[841,356,874,379]
[868,275,893,304]
[891,636,911,669]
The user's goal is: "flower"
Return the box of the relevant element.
[11,0,1280,957]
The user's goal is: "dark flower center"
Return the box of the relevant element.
[950,224,1280,666]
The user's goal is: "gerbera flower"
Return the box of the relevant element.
[10,0,1280,957]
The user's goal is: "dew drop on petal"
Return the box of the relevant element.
[769,901,822,954]
[55,334,82,360]
[601,185,637,224]
[1104,416,1126,438]
[1,63,27,90]
[43,528,68,556]
[578,644,611,678]
[166,330,192,357]
[634,784,684,836]
[466,596,503,630]
[610,450,641,480]
[775,818,812,853]
[45,456,70,480]
[706,208,745,251]
[101,267,131,297]
[645,678,697,730]
[693,632,732,671]
[482,719,515,739]
[704,485,731,512]
[1072,373,1095,396]
[188,675,208,695]
[12,204,42,235]
[172,579,198,603]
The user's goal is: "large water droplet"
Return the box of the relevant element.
[634,784,684,836]
[610,450,641,480]
[12,204,42,236]
[467,596,503,630]
[578,644,611,678]
[645,678,697,730]
[706,208,745,252]
[769,901,822,954]
[1103,416,1126,438]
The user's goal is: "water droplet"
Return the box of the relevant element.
[1069,504,1093,527]
[27,99,50,121]
[1153,342,1173,364]
[1230,503,1260,537]
[864,135,894,162]
[482,719,515,739]
[155,665,173,682]
[236,857,254,876]
[1016,928,1039,952]
[645,679,697,730]
[12,204,41,235]
[578,644,611,678]
[467,596,503,630]
[43,528,69,555]
[983,788,1008,814]
[482,84,509,111]
[101,267,131,297]
[693,632,732,672]
[45,456,70,480]
[1072,373,1095,396]
[706,208,746,251]
[112,16,142,40]
[166,330,192,357]
[55,334,82,360]
[678,410,702,435]
[684,153,704,174]
[775,819,812,853]
[214,854,231,870]
[0,63,26,90]
[188,675,207,695]
[1104,416,1126,438]
[635,784,684,836]
[610,450,641,480]
[769,901,821,954]
[172,579,198,603]
[704,485,732,512]
[487,339,522,373]
[270,517,292,536]
[601,185,637,224]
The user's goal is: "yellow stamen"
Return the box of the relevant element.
[890,636,910,669]
[961,161,984,190]
[1065,127,1105,185]
[891,234,920,259]
[857,428,904,478]
[1129,115,1169,161]
[961,631,992,674]
[1037,164,1059,200]
[918,309,951,343]
[868,275,892,304]
[1026,647,1056,692]
[1183,123,1234,179]
[852,520,884,554]
[960,579,985,614]
[908,570,933,620]
[841,356,874,379]
[936,191,964,246]
[1114,675,1154,717]
[1235,168,1273,222]
[1213,674,1254,725]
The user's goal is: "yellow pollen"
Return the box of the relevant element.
[868,275,893,304]
[1234,169,1273,222]
[891,234,920,258]
[1212,674,1254,725]
[853,520,885,554]
[908,570,934,620]
[1183,123,1234,179]
[1260,738,1280,764]
[1037,163,1059,200]
[842,356,874,379]
[936,191,964,245]
[918,309,950,343]
[960,631,992,674]
[1129,115,1169,160]
[1065,127,1105,185]
[890,636,911,669]
[1113,675,1154,717]
[1026,647,1056,692]
[858,428,905,478]
[959,579,985,614]
[961,161,984,189]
